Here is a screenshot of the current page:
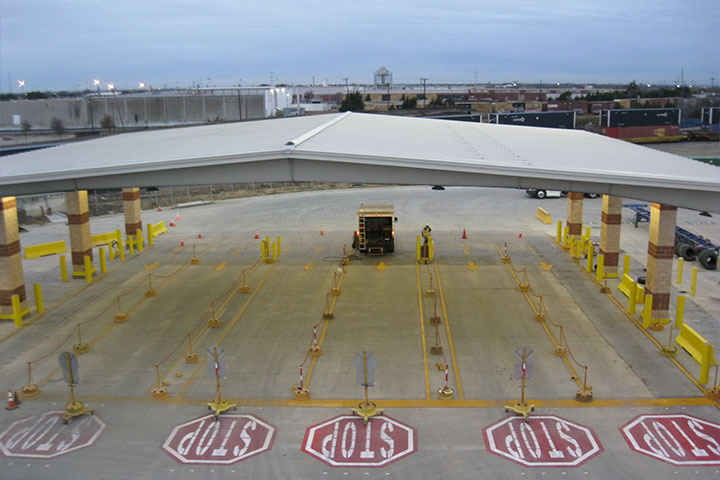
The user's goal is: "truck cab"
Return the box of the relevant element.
[353,205,395,255]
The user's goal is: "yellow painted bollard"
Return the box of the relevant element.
[128,237,135,256]
[260,241,266,261]
[33,283,44,313]
[11,295,22,327]
[690,267,697,296]
[60,255,68,282]
[276,236,282,257]
[623,255,631,276]
[83,255,93,283]
[675,295,685,328]
[563,226,569,249]
[596,254,605,282]
[265,236,270,250]
[585,226,591,240]
[628,282,637,314]
[428,239,434,261]
[569,236,576,257]
[99,247,107,273]
[416,236,421,262]
[586,240,594,272]
[642,294,654,328]
[137,230,144,253]
[676,257,684,284]
[148,226,154,246]
[272,242,277,262]
[556,221,562,243]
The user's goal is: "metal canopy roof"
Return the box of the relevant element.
[1,112,718,212]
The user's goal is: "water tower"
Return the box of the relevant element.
[374,66,392,88]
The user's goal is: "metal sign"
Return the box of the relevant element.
[354,352,376,386]
[621,414,720,466]
[58,351,79,385]
[0,411,105,459]
[484,415,603,467]
[302,415,416,467]
[514,346,533,380]
[162,414,275,465]
[207,346,226,379]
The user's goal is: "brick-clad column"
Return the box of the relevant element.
[600,195,622,274]
[646,203,677,319]
[566,192,584,236]
[66,191,93,272]
[0,197,27,315]
[122,188,142,236]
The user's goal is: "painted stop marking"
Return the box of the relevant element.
[302,415,416,467]
[0,411,105,459]
[162,414,275,465]
[484,415,603,467]
[622,414,720,466]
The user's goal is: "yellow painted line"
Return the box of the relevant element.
[145,261,159,271]
[527,244,537,255]
[232,247,244,256]
[215,261,227,271]
[315,247,323,255]
[462,245,470,255]
[434,261,464,400]
[466,261,479,271]
[416,263,432,400]
[305,270,347,388]
[21,394,715,409]
[303,262,315,271]
[0,260,127,344]
[177,264,276,398]
[375,261,388,271]
[170,246,182,255]
[539,261,553,271]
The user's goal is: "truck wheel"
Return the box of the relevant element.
[352,234,358,249]
[680,244,698,261]
[698,250,718,270]
[587,193,598,199]
[675,242,684,256]
[536,190,546,199]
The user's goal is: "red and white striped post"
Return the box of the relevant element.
[309,325,323,356]
[502,242,511,263]
[438,363,455,399]
[299,365,304,391]
[444,364,450,389]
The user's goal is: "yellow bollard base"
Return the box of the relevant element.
[430,345,444,355]
[534,313,546,322]
[185,352,199,364]
[600,285,611,294]
[73,343,89,355]
[207,319,221,328]
[309,346,323,357]
[239,285,251,293]
[343,257,350,266]
[63,401,93,424]
[22,384,38,397]
[114,313,128,323]
[519,283,530,291]
[424,288,437,297]
[263,258,272,264]
[145,289,157,297]
[151,387,169,399]
[191,258,199,265]
[651,322,665,332]
[706,388,720,401]
[438,386,455,399]
[331,288,341,297]
[292,386,310,400]
[323,312,334,320]
[351,401,384,425]
[501,256,511,263]
[576,387,593,403]
[429,315,441,326]
[661,345,677,357]
[554,346,568,357]
[208,399,237,419]
[504,401,535,420]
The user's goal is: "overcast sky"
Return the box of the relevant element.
[1,0,718,91]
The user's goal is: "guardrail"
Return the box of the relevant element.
[675,324,717,384]
[535,207,551,224]
[23,241,67,259]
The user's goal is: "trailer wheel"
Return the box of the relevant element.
[675,241,684,256]
[698,250,718,270]
[536,190,546,199]
[680,244,698,261]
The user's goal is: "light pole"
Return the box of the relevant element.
[421,77,428,109]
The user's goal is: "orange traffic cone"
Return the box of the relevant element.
[6,389,17,410]
[158,206,162,212]
[180,237,185,247]
[254,229,259,239]
[518,229,523,239]
[197,230,202,239]
[176,214,180,221]
[170,220,175,227]
[320,226,324,236]
[461,229,467,239]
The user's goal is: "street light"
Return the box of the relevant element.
[17,80,25,88]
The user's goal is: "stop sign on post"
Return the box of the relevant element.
[484,415,603,467]
[621,414,720,466]
[302,415,416,467]
[0,411,105,459]
[162,414,275,465]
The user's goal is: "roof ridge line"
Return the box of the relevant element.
[283,112,352,152]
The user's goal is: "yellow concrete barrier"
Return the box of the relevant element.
[618,274,645,304]
[92,230,122,248]
[675,324,717,384]
[535,207,551,224]
[147,221,168,246]
[23,241,67,259]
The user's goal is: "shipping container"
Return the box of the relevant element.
[702,107,720,126]
[600,108,681,127]
[600,125,682,142]
[490,111,576,129]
